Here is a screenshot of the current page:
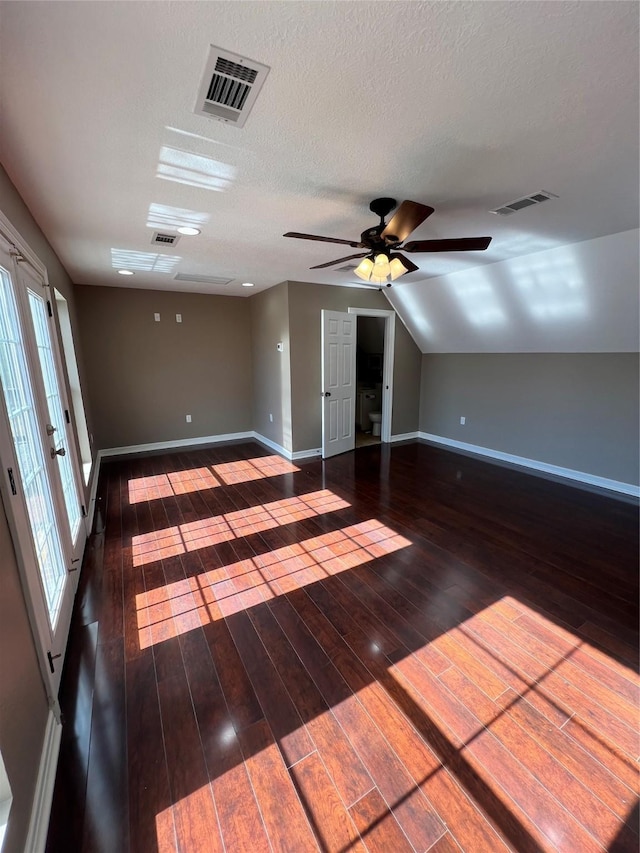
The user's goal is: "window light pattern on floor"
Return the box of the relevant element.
[136,520,411,648]
[153,588,639,853]
[127,456,300,504]
[132,490,349,567]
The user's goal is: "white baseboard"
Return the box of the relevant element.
[100,431,255,459]
[252,432,322,462]
[418,432,640,498]
[84,455,102,535]
[391,431,419,443]
[24,711,62,853]
[251,432,293,459]
[291,448,322,461]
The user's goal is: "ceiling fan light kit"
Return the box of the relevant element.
[284,198,492,286]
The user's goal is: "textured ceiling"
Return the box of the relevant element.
[0,1,638,349]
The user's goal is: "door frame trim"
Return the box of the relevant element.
[348,307,395,443]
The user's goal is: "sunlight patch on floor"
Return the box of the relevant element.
[128,456,300,504]
[136,519,410,648]
[131,489,349,567]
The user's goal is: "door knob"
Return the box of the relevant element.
[50,446,66,458]
[323,391,332,397]
[46,423,57,436]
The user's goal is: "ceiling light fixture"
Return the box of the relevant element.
[177,226,201,236]
[241,282,255,287]
[117,269,134,275]
[354,252,410,286]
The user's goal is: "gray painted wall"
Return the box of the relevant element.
[250,282,292,451]
[75,286,253,450]
[419,352,640,485]
[287,282,422,451]
[0,165,76,853]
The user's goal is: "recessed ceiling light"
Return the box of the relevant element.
[241,282,255,288]
[117,269,134,275]
[177,226,201,236]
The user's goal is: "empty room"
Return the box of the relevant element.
[0,2,638,852]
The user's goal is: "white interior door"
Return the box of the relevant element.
[0,237,85,701]
[321,310,356,458]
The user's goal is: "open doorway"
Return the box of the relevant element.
[320,307,395,458]
[348,306,395,447]
[355,316,384,447]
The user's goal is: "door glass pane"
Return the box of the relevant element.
[0,267,67,625]
[29,290,82,542]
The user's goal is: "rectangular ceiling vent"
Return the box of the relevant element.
[490,190,558,216]
[194,46,270,128]
[174,273,233,286]
[151,231,180,246]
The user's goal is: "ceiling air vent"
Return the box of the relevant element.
[194,46,270,128]
[151,231,180,246]
[490,190,558,216]
[174,273,233,286]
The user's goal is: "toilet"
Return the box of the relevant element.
[369,411,382,437]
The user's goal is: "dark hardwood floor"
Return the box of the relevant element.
[46,440,639,852]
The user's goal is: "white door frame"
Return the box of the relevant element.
[348,307,395,443]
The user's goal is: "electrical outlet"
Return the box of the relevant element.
[176,313,182,323]
[186,414,192,423]
[154,312,160,322]
[269,413,273,422]
[460,416,466,425]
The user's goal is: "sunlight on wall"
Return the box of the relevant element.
[157,146,236,191]
[127,456,300,504]
[110,248,181,274]
[136,519,410,648]
[450,268,507,328]
[511,249,588,322]
[132,490,350,567]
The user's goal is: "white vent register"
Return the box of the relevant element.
[490,190,558,216]
[195,46,270,128]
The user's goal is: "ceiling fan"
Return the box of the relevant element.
[284,197,492,286]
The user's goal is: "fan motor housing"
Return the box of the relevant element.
[369,197,396,219]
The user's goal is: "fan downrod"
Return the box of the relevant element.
[369,197,396,220]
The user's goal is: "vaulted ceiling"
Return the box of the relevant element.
[0,1,637,352]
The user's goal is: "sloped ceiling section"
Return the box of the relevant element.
[0,1,637,354]
[388,229,640,353]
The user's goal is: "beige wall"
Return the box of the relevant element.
[250,282,292,451]
[287,282,422,452]
[0,165,75,853]
[419,352,640,485]
[75,285,253,450]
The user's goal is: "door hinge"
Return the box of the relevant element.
[47,650,62,673]
[81,504,87,517]
[64,409,71,424]
[46,300,53,318]
[7,468,17,496]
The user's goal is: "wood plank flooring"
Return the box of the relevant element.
[46,440,639,853]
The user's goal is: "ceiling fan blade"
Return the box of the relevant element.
[284,231,361,247]
[381,201,434,242]
[310,253,369,270]
[391,253,419,274]
[403,237,492,253]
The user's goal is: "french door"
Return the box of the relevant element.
[0,234,85,702]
